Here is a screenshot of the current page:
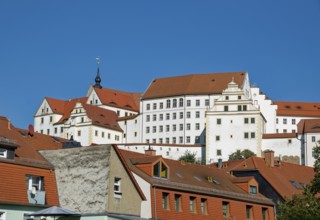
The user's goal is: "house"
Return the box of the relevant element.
[39,144,146,219]
[213,150,315,208]
[0,116,64,220]
[120,149,275,220]
[297,119,320,166]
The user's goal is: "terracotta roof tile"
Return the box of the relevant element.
[297,119,320,134]
[94,87,141,112]
[262,133,297,139]
[275,101,320,117]
[142,72,247,100]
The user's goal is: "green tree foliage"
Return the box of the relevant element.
[228,149,256,160]
[178,151,198,164]
[277,140,320,220]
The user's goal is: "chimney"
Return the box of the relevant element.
[145,145,156,156]
[264,150,275,167]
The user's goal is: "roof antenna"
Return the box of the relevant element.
[93,57,102,89]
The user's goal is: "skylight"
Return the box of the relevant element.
[52,137,60,143]
[19,131,26,137]
[194,176,201,182]
[290,180,302,190]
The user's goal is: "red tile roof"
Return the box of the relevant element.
[0,116,62,206]
[262,133,297,139]
[94,87,141,112]
[119,149,273,205]
[275,101,320,117]
[297,119,320,134]
[220,156,315,200]
[142,72,247,100]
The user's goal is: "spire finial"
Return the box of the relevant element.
[93,57,102,89]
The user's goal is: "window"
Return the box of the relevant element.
[288,139,292,144]
[250,185,257,194]
[179,124,183,131]
[146,115,150,122]
[173,99,177,108]
[152,139,156,144]
[114,177,122,197]
[159,138,163,144]
[47,129,50,135]
[134,132,137,137]
[108,133,111,139]
[146,127,150,133]
[166,125,170,132]
[292,119,296,125]
[187,111,191,118]
[251,132,255,139]
[195,136,200,143]
[115,135,120,141]
[186,136,191,143]
[0,211,6,220]
[179,112,183,119]
[186,123,191,130]
[172,124,176,131]
[159,126,163,132]
[190,196,196,213]
[77,130,81,136]
[244,132,249,139]
[159,114,163,121]
[196,99,200,106]
[152,126,156,133]
[153,161,168,178]
[283,118,287,124]
[205,99,209,106]
[166,138,169,144]
[246,205,253,220]
[283,129,287,133]
[179,136,183,144]
[251,118,255,124]
[238,95,241,100]
[222,202,230,218]
[262,208,269,220]
[244,118,249,124]
[153,103,157,110]
[276,118,279,124]
[225,96,229,100]
[60,127,63,133]
[166,100,171,108]
[27,175,44,192]
[117,110,120,116]
[173,113,177,119]
[187,100,191,107]
[41,117,44,124]
[160,102,163,109]
[172,137,176,144]
[162,192,169,210]
[50,116,53,123]
[195,111,200,118]
[201,198,208,215]
[217,149,222,156]
[216,135,220,141]
[238,105,242,111]
[54,127,57,134]
[166,113,170,120]
[224,106,228,111]
[153,114,157,121]
[243,105,247,111]
[175,194,182,211]
[179,98,184,107]
[312,136,316,142]
[146,104,150,110]
[217,118,221,125]
[0,148,7,158]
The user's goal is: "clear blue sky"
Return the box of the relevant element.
[1,0,320,129]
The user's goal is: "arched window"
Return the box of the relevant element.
[166,99,171,108]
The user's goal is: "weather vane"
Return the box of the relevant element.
[96,57,101,67]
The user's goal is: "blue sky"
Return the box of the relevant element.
[1,1,320,129]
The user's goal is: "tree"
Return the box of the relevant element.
[228,149,256,160]
[277,140,320,220]
[178,151,198,164]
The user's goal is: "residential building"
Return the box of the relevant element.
[120,149,275,220]
[0,116,62,220]
[213,150,315,208]
[40,144,146,219]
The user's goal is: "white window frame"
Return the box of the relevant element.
[0,211,6,220]
[0,148,7,158]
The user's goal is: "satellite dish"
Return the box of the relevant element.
[28,124,34,137]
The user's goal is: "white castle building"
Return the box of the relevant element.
[34,66,320,166]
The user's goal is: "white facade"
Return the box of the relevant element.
[276,116,317,134]
[117,144,204,162]
[132,173,152,219]
[206,80,265,163]
[298,132,320,167]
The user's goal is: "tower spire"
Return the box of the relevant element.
[93,57,102,89]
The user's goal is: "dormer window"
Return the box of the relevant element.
[249,185,257,194]
[153,161,168,179]
[27,175,45,192]
[0,148,7,158]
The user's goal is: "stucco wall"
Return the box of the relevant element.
[40,145,111,214]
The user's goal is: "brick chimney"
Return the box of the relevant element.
[264,150,275,167]
[145,146,156,156]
